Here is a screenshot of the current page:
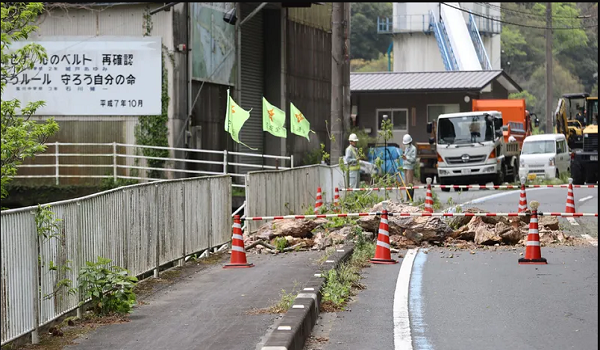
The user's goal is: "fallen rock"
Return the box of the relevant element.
[329,226,352,244]
[469,217,501,245]
[495,221,522,245]
[358,201,452,243]
[256,218,328,240]
[403,217,453,243]
[539,216,559,231]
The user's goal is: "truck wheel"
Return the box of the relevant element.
[571,163,584,185]
[505,161,517,183]
[494,164,506,186]
[440,178,451,192]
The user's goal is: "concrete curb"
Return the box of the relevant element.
[260,243,355,350]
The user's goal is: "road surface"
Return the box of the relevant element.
[305,187,598,350]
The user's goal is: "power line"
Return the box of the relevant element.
[441,2,598,30]
[475,2,597,20]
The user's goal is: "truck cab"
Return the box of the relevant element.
[432,111,516,189]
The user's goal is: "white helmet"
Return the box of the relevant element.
[402,134,413,145]
[349,133,359,142]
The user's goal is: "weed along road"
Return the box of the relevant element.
[305,188,598,350]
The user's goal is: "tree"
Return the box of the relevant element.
[350,3,393,61]
[1,2,59,199]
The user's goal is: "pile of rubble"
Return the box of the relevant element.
[244,201,583,254]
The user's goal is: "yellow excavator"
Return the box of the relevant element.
[554,93,587,150]
[570,96,598,184]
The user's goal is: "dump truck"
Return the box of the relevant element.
[421,99,538,189]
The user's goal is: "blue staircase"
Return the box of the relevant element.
[467,14,492,70]
[429,10,459,71]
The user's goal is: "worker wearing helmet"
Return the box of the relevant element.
[401,134,417,200]
[345,133,361,189]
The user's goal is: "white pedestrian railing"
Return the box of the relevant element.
[0,175,231,346]
[14,142,294,188]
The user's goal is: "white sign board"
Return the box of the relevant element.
[2,36,162,116]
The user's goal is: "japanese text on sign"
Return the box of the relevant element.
[2,36,162,116]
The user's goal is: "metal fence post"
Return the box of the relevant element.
[223,150,228,174]
[154,184,160,278]
[290,155,294,169]
[30,211,40,344]
[55,141,59,186]
[113,142,117,181]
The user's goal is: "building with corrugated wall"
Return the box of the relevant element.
[14,2,335,188]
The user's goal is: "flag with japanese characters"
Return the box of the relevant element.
[225,89,257,150]
[262,97,287,138]
[290,102,314,141]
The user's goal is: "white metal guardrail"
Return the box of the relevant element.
[0,175,231,346]
[14,142,294,188]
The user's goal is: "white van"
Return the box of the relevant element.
[519,134,570,180]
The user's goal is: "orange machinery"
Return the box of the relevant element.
[472,99,536,147]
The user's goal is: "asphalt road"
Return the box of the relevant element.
[306,187,598,350]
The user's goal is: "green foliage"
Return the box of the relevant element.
[100,177,139,191]
[350,52,392,72]
[339,192,384,213]
[1,2,59,199]
[321,239,374,309]
[135,9,170,179]
[269,289,296,313]
[273,237,288,252]
[35,205,77,300]
[35,204,61,240]
[350,3,393,61]
[78,256,138,315]
[501,2,597,122]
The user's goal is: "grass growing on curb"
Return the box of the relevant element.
[320,228,375,312]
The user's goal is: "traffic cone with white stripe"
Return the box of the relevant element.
[565,178,576,213]
[518,176,528,213]
[424,177,434,213]
[518,201,547,265]
[371,202,398,265]
[333,187,340,213]
[314,187,323,214]
[223,215,254,268]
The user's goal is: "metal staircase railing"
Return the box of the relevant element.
[429,10,458,71]
[468,13,492,70]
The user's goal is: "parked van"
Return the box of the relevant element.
[519,134,570,180]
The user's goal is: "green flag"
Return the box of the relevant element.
[262,97,287,138]
[225,89,257,150]
[290,102,313,141]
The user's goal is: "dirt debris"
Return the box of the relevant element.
[244,201,590,253]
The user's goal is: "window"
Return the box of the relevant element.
[556,140,563,154]
[522,140,556,155]
[377,109,408,131]
[427,104,460,123]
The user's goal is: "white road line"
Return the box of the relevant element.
[567,217,580,226]
[394,248,418,350]
[579,195,593,203]
[581,234,598,247]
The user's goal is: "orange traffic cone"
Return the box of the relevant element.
[333,187,340,213]
[565,178,575,213]
[314,187,323,214]
[518,176,528,213]
[424,177,434,213]
[371,205,398,265]
[518,201,547,265]
[223,215,254,268]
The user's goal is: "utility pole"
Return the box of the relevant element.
[330,2,344,164]
[342,3,351,142]
[545,2,553,133]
